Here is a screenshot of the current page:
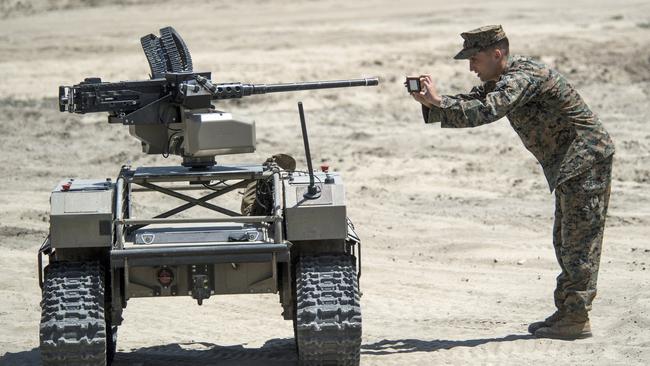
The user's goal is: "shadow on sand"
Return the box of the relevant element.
[0,334,534,365]
[361,333,535,355]
[0,338,298,366]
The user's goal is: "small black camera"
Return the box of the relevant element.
[405,77,421,93]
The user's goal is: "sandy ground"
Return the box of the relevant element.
[1,0,649,365]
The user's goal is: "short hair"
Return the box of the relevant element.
[483,37,509,56]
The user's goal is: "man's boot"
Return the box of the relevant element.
[534,314,592,340]
[527,310,564,334]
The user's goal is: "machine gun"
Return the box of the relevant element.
[58,26,378,168]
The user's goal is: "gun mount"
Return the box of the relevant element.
[58,28,378,168]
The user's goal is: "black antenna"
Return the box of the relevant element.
[298,102,321,199]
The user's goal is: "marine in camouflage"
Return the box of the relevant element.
[421,48,616,324]
[423,55,615,191]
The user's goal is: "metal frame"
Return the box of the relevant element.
[134,181,245,217]
[111,243,289,267]
[37,235,52,290]
[113,164,286,251]
[110,164,288,301]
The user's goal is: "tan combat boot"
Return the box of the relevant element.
[534,315,592,340]
[527,310,564,334]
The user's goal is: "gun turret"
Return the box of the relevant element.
[57,27,379,168]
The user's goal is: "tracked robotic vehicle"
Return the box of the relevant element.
[38,26,377,366]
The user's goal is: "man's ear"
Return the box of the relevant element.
[494,48,503,60]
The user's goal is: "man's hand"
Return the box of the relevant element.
[410,89,432,108]
[419,74,442,107]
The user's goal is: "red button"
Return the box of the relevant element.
[320,164,329,173]
[61,182,72,191]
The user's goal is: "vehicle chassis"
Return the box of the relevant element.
[38,162,362,365]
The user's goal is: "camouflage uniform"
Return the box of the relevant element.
[553,155,611,318]
[422,25,615,319]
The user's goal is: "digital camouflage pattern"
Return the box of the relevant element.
[553,155,612,318]
[454,24,507,60]
[421,52,616,322]
[423,55,615,191]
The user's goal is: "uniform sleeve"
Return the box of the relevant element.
[422,104,442,123]
[439,73,536,128]
[450,84,488,101]
[422,84,486,124]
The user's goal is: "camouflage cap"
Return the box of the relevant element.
[454,25,507,60]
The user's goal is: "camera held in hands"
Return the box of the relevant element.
[404,77,421,93]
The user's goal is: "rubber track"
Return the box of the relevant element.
[40,262,108,366]
[295,255,362,366]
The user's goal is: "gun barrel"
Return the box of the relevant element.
[208,77,379,100]
[255,77,379,94]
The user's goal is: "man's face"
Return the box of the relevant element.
[469,49,503,82]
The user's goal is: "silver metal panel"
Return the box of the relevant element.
[130,164,265,182]
[285,205,347,240]
[283,172,347,241]
[294,185,333,206]
[131,223,267,245]
[50,179,114,248]
[126,262,276,299]
[184,111,256,156]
